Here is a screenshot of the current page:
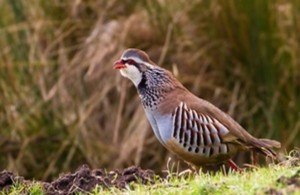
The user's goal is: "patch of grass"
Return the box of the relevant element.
[91,165,300,195]
[1,181,44,195]
[3,151,300,195]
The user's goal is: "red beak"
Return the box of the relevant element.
[113,60,126,69]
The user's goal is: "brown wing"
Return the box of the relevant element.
[156,72,280,159]
[183,92,280,158]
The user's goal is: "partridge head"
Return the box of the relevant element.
[114,48,281,170]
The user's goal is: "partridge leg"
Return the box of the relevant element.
[251,150,258,166]
[227,159,242,172]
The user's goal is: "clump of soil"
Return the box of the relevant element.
[0,170,24,191]
[265,169,300,195]
[0,165,158,194]
[277,170,300,187]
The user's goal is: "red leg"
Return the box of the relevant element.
[227,159,242,172]
[251,150,258,166]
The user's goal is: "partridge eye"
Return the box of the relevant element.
[126,59,137,65]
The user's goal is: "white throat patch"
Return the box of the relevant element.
[119,64,142,86]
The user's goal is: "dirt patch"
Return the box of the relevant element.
[0,170,24,192]
[0,165,158,194]
[277,170,300,187]
[265,169,300,195]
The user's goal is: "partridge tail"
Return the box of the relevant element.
[253,138,281,159]
[259,138,281,148]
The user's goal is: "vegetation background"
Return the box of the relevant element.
[0,0,299,181]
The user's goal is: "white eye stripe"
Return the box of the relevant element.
[122,56,142,64]
[121,56,154,68]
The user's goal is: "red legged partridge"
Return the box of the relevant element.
[113,48,281,170]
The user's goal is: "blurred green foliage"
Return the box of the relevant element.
[0,0,299,180]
